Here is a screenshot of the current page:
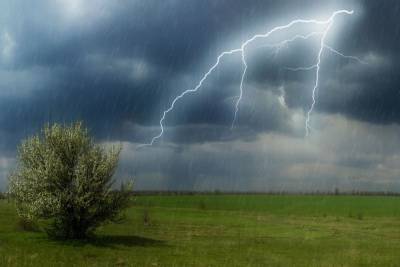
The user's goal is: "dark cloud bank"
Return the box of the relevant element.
[0,0,399,191]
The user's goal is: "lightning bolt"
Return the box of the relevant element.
[305,19,334,136]
[140,9,356,147]
[258,31,324,52]
[286,46,366,136]
[231,50,248,129]
[324,45,368,65]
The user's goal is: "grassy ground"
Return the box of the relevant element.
[1,195,400,266]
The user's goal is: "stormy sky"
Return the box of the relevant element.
[0,0,399,191]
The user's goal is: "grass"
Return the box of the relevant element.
[0,195,400,266]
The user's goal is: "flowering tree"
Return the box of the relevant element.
[9,122,132,239]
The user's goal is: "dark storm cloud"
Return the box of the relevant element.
[0,0,307,149]
[279,1,400,124]
[117,119,400,192]
[0,0,400,191]
[0,0,399,147]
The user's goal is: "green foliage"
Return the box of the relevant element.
[142,208,150,226]
[198,200,206,210]
[15,217,39,232]
[8,122,132,239]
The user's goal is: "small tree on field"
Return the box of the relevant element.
[9,122,132,239]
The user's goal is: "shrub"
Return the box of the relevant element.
[8,122,132,239]
[143,208,151,226]
[15,217,40,232]
[198,200,207,210]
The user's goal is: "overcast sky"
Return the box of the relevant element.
[0,0,399,191]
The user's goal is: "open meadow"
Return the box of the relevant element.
[1,195,400,266]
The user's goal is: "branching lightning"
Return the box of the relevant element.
[285,65,318,71]
[324,45,368,65]
[140,9,363,147]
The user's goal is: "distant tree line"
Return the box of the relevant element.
[130,190,400,196]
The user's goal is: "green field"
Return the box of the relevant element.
[1,195,400,266]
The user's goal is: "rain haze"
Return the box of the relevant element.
[0,0,399,192]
